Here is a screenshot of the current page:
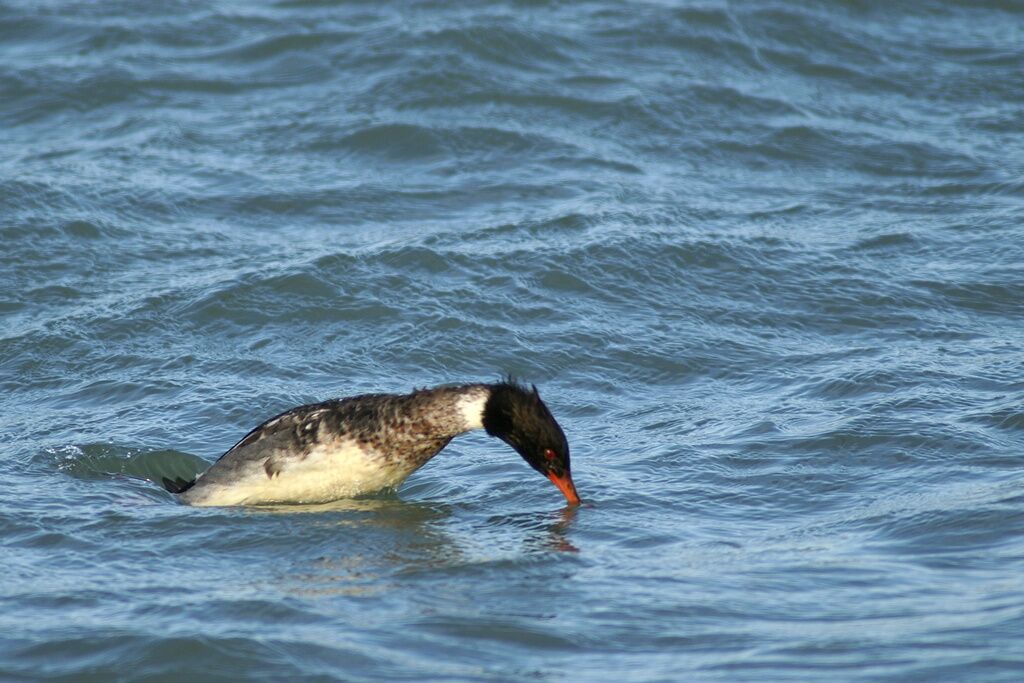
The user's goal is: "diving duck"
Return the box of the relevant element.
[162,380,579,506]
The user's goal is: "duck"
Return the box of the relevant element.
[161,379,579,507]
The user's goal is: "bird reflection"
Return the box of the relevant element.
[487,504,580,554]
[269,497,582,598]
[548,505,580,554]
[266,495,458,597]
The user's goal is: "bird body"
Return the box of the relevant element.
[164,381,578,507]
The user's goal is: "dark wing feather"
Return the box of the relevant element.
[216,399,342,462]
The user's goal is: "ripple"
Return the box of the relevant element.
[964,405,1024,432]
[425,24,577,73]
[218,30,358,62]
[47,444,207,484]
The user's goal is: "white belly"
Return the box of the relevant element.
[182,440,419,507]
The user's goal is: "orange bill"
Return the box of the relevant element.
[546,471,581,505]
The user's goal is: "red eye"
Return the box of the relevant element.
[543,449,556,461]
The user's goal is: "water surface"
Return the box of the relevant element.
[2,1,1023,680]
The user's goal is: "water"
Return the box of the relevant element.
[2,1,1023,680]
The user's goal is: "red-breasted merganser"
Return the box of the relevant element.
[161,380,579,507]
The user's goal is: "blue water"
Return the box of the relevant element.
[3,1,1024,680]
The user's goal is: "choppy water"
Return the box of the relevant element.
[3,1,1024,680]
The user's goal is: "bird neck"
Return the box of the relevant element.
[452,385,490,432]
[400,384,492,440]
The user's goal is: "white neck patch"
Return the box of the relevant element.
[456,388,489,431]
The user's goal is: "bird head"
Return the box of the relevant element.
[482,380,579,505]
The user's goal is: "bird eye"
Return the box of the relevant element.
[543,449,556,461]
